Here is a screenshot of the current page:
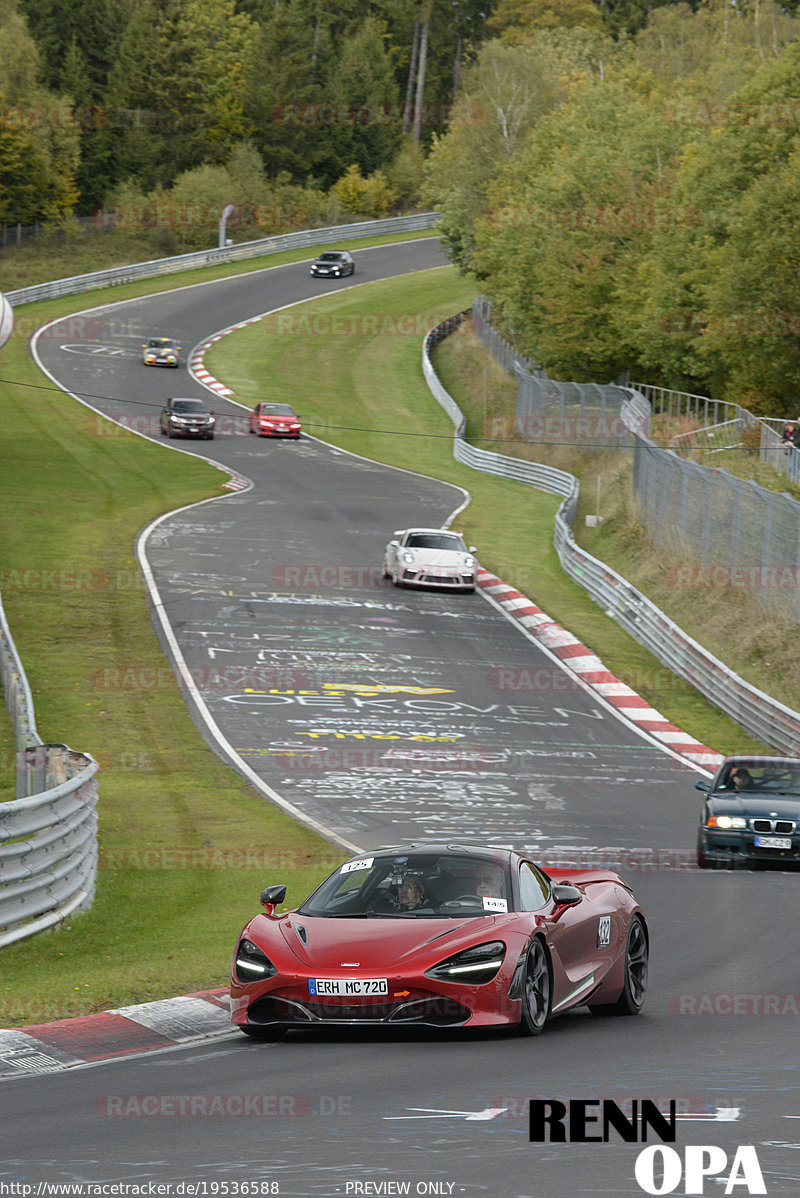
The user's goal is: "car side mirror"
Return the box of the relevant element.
[694,779,711,793]
[260,884,287,914]
[469,546,477,553]
[552,883,581,906]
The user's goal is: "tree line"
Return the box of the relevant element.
[423,0,800,416]
[3,0,697,232]
[6,0,796,413]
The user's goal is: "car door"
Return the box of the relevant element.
[520,862,599,1008]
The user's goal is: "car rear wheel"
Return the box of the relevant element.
[590,914,648,1017]
[518,937,550,1035]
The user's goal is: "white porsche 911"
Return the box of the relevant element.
[382,528,478,592]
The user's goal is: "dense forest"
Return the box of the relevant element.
[423,0,800,413]
[3,0,800,411]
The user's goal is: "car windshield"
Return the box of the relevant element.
[150,339,175,348]
[298,852,510,918]
[172,400,207,413]
[259,404,295,416]
[406,533,465,552]
[718,764,800,794]
[319,253,343,261]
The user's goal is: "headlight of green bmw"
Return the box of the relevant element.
[707,815,747,829]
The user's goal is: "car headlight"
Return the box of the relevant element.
[402,551,415,564]
[706,815,747,829]
[425,941,506,984]
[234,938,277,983]
[463,556,475,569]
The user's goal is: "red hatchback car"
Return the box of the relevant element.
[230,843,648,1039]
[249,402,302,438]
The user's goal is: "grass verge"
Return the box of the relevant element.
[0,241,453,1025]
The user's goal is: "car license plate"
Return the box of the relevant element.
[308,978,388,997]
[755,836,792,850]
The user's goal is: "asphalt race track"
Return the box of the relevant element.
[3,239,800,1197]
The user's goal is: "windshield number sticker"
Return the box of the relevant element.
[341,857,374,873]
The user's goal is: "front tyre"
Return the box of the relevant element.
[518,937,551,1035]
[591,914,648,1017]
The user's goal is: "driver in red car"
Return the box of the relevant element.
[397,875,428,909]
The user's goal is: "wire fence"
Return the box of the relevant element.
[471,298,651,449]
[632,435,800,622]
[635,380,800,484]
[472,299,800,623]
[424,313,800,754]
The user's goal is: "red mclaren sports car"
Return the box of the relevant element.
[230,843,648,1038]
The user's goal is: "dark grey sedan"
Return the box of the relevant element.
[309,250,355,278]
[696,755,800,868]
[159,397,215,439]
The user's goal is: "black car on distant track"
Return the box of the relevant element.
[160,397,215,440]
[696,755,800,868]
[309,250,355,278]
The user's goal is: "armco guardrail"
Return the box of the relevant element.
[6,213,440,307]
[0,590,98,948]
[423,315,800,755]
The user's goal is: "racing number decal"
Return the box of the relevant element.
[597,916,611,948]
